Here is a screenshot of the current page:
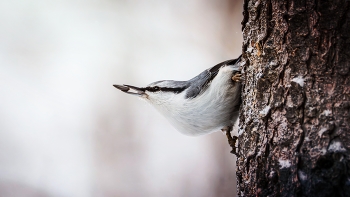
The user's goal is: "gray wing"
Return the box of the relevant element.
[185,56,241,99]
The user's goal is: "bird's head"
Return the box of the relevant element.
[113,80,189,106]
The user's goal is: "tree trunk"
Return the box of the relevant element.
[237,0,350,196]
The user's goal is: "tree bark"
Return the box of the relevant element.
[237,0,350,196]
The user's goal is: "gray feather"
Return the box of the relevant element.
[185,56,241,99]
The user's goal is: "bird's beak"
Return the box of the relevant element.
[113,84,147,97]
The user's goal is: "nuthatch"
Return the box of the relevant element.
[114,55,242,155]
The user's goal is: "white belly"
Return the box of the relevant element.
[165,66,241,136]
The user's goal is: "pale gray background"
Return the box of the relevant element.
[0,0,243,196]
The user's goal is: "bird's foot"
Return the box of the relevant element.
[221,126,239,157]
[232,72,243,82]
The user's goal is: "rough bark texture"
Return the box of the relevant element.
[237,0,350,196]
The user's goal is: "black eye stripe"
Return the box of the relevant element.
[146,86,186,94]
[146,86,160,92]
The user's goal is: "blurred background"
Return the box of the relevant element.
[0,0,243,196]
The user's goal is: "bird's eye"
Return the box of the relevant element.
[153,86,160,91]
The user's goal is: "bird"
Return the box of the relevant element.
[113,55,242,155]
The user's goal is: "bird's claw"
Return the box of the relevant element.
[221,126,239,157]
[232,73,243,82]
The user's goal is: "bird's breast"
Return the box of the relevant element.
[169,79,240,135]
